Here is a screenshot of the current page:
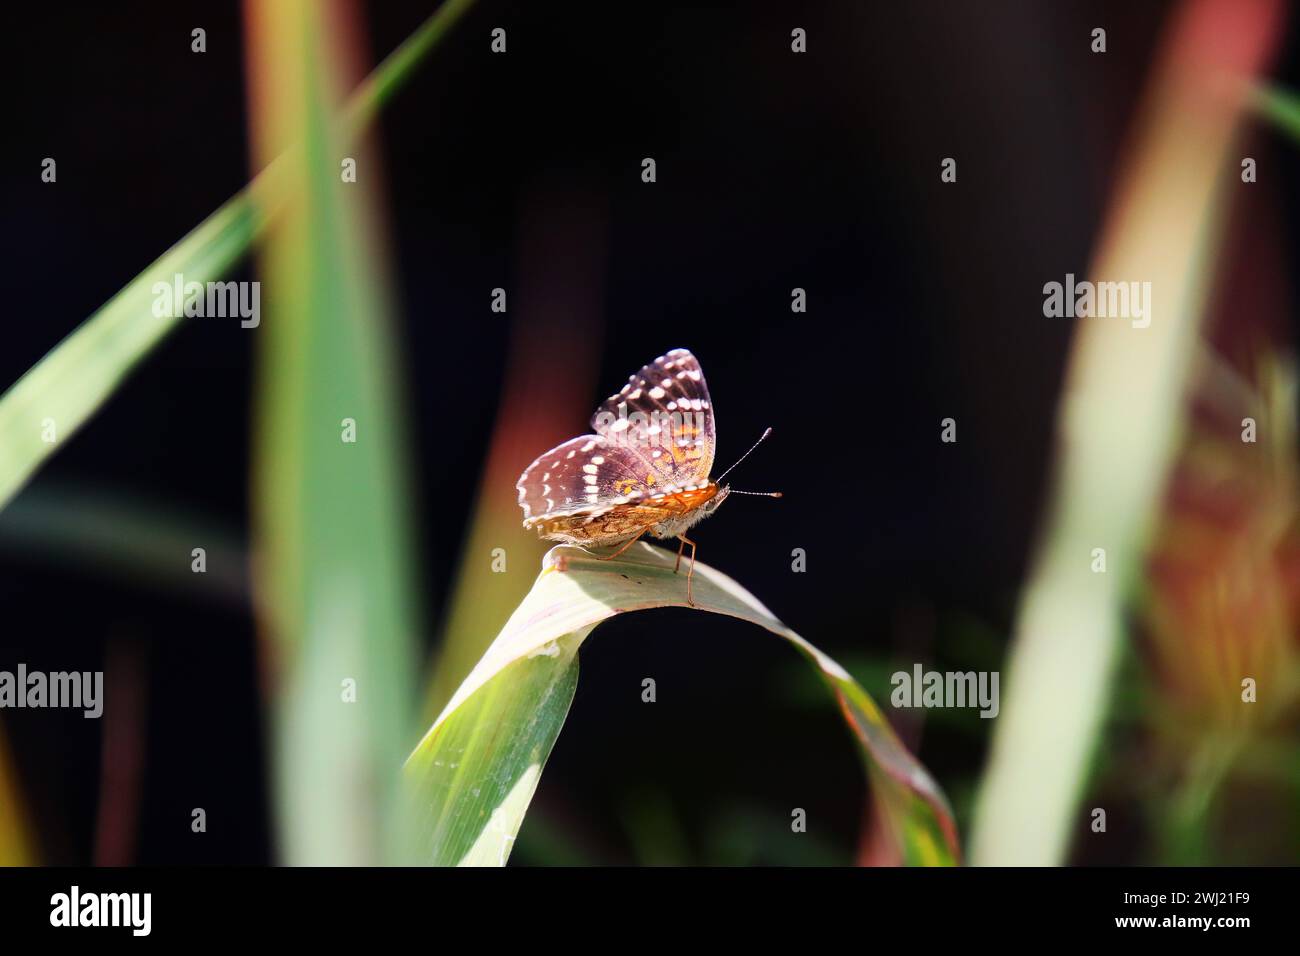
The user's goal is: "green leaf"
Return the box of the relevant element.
[245,0,430,865]
[406,543,960,866]
[0,194,264,512]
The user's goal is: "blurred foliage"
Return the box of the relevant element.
[1132,354,1300,863]
[0,726,34,865]
[972,0,1284,865]
[0,0,474,518]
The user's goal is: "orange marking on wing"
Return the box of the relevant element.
[669,422,703,466]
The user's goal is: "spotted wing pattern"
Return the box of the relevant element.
[517,349,724,546]
[589,348,716,487]
[515,435,663,540]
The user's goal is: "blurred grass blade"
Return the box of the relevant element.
[970,0,1284,866]
[407,543,960,867]
[245,0,426,865]
[0,485,247,604]
[0,723,35,864]
[1252,84,1300,143]
[421,191,608,724]
[0,196,264,512]
[0,0,474,515]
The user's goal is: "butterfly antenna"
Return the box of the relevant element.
[728,489,783,497]
[716,427,774,485]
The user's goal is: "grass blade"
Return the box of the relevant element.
[406,543,959,866]
[969,0,1284,865]
[245,0,427,865]
[1252,84,1300,144]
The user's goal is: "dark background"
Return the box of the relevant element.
[1,1,1294,864]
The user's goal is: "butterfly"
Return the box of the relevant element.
[516,348,778,604]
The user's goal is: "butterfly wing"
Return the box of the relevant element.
[590,348,716,486]
[516,434,661,535]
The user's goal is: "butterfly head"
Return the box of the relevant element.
[701,483,731,516]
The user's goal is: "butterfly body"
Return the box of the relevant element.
[524,480,728,546]
[516,348,731,600]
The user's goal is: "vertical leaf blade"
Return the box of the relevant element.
[246,0,421,865]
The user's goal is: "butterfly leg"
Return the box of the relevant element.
[673,537,687,574]
[598,529,646,561]
[676,534,698,605]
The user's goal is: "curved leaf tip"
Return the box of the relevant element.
[408,542,959,865]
